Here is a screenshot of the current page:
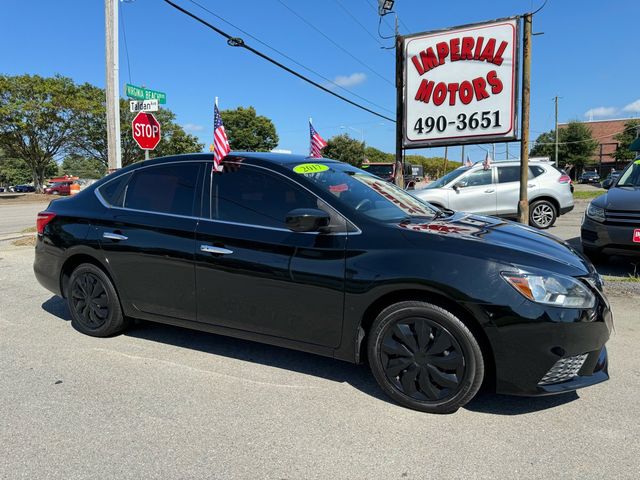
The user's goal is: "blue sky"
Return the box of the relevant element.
[1,0,638,162]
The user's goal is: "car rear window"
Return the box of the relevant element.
[98,172,133,207]
[124,164,200,216]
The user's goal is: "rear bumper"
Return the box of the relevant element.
[33,237,63,296]
[559,204,574,215]
[581,216,640,255]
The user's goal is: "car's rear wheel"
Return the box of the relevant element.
[368,301,484,414]
[529,200,557,229]
[67,263,128,337]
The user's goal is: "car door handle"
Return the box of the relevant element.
[528,184,536,188]
[484,189,495,193]
[102,232,128,241]
[200,245,233,255]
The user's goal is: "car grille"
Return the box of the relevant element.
[538,354,588,385]
[605,210,640,226]
[581,228,598,242]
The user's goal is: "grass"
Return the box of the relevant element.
[21,226,36,233]
[11,236,36,247]
[573,190,605,200]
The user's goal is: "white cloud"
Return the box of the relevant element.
[183,123,205,132]
[623,99,640,113]
[333,72,367,88]
[584,107,617,118]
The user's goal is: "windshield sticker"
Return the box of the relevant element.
[634,159,640,165]
[293,163,329,174]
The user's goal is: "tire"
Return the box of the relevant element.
[529,199,557,229]
[67,263,128,337]
[582,245,606,264]
[368,301,484,414]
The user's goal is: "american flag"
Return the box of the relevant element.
[213,103,230,170]
[464,155,473,167]
[309,121,327,158]
[482,151,492,170]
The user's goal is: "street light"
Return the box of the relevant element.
[378,0,394,15]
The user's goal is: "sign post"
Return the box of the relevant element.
[517,13,532,225]
[132,112,162,160]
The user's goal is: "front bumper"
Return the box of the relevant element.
[581,215,640,256]
[481,280,613,397]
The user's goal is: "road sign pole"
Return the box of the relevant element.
[394,21,405,189]
[105,0,121,172]
[145,149,150,161]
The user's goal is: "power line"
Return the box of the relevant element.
[276,0,394,87]
[364,0,411,34]
[333,0,391,51]
[178,0,394,118]
[120,3,133,83]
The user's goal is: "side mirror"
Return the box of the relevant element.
[285,208,330,233]
[602,179,612,190]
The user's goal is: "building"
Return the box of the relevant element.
[558,118,636,175]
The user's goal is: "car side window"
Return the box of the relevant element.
[124,163,200,216]
[211,165,321,229]
[530,166,545,177]
[211,165,350,232]
[498,166,535,183]
[459,169,493,187]
[98,172,133,207]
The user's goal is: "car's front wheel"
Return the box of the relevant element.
[67,263,128,337]
[368,301,484,414]
[529,199,557,229]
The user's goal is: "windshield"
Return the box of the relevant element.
[616,161,640,187]
[424,167,470,189]
[362,163,394,178]
[291,162,438,222]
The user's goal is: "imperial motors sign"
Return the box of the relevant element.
[403,18,519,148]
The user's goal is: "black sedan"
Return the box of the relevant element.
[579,171,600,184]
[34,153,611,413]
[13,184,36,192]
[582,159,640,259]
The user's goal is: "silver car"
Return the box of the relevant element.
[412,161,574,229]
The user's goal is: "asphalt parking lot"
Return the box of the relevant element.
[1,195,639,479]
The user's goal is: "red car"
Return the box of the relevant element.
[44,181,73,195]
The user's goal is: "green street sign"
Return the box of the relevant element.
[125,83,167,104]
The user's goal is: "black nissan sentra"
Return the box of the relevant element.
[34,153,612,413]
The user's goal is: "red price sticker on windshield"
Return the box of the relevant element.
[634,229,640,243]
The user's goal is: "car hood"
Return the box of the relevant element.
[592,186,640,211]
[398,212,594,277]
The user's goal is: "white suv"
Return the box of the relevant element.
[412,161,574,229]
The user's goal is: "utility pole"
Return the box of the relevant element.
[506,142,509,159]
[394,15,405,188]
[461,145,465,163]
[554,96,559,168]
[517,13,532,225]
[105,0,122,172]
[444,146,448,173]
[492,143,496,161]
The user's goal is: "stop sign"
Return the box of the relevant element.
[132,112,161,150]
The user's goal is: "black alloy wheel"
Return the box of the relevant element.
[368,301,484,414]
[67,263,128,337]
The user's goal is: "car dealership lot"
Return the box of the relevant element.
[1,240,639,479]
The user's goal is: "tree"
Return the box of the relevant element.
[0,75,89,191]
[322,134,365,167]
[613,120,640,162]
[219,106,278,152]
[364,146,393,163]
[530,121,598,174]
[73,86,204,168]
[61,154,106,178]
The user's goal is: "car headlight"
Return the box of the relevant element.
[586,202,605,223]
[501,271,596,309]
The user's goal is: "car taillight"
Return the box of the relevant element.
[36,212,56,234]
[558,175,571,184]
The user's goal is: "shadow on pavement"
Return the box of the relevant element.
[42,294,584,416]
[464,391,579,415]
